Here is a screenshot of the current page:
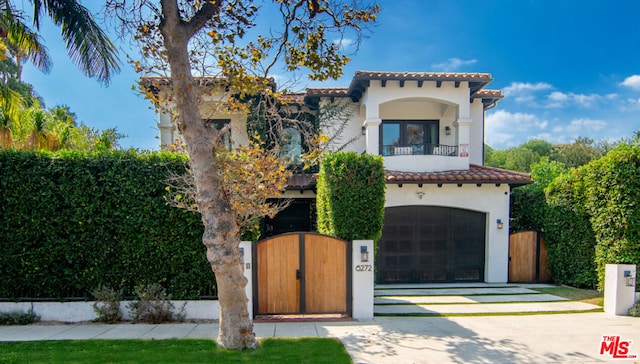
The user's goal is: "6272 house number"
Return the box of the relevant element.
[355,265,372,272]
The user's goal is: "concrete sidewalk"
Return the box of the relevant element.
[2,312,639,363]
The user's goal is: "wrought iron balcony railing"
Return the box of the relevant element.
[381,143,459,157]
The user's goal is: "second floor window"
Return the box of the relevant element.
[204,119,231,148]
[380,120,439,156]
[280,127,302,165]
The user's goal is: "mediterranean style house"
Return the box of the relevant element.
[141,71,531,284]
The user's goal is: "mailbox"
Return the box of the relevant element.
[604,264,637,316]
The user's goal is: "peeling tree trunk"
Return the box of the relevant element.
[159,1,257,350]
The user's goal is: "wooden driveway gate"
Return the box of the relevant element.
[253,233,352,316]
[508,231,552,283]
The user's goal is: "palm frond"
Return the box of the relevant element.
[0,1,52,72]
[0,79,24,119]
[31,0,120,84]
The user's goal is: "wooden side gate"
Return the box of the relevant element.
[253,233,352,316]
[508,231,552,283]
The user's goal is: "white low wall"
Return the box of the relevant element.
[0,300,220,322]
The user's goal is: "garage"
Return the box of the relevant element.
[376,206,486,284]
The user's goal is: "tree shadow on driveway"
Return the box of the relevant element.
[317,316,596,364]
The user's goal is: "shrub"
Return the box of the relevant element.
[127,283,185,324]
[544,169,597,289]
[92,286,122,323]
[0,309,40,325]
[0,149,215,300]
[629,300,640,317]
[541,143,640,290]
[316,152,385,244]
[580,143,640,289]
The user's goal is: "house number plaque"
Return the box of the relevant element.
[355,265,372,272]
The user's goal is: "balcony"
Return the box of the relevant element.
[381,143,458,157]
[380,143,466,173]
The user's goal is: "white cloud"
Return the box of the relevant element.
[333,38,355,51]
[430,58,477,71]
[504,82,553,95]
[545,91,611,108]
[529,132,569,145]
[485,110,548,148]
[621,75,640,90]
[565,118,607,133]
[503,82,553,104]
[548,91,569,102]
[626,98,640,108]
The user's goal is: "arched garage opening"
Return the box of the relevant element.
[376,206,486,284]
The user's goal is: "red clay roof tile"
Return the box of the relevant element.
[287,165,531,190]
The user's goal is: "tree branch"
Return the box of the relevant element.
[185,1,221,38]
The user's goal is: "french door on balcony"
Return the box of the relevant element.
[380,120,439,156]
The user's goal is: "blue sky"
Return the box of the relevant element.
[21,1,640,150]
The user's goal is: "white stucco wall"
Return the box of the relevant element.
[469,99,485,165]
[382,155,467,172]
[0,300,221,322]
[384,183,511,283]
[363,80,472,119]
[319,99,365,153]
[337,79,487,172]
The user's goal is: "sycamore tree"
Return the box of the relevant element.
[106,0,378,349]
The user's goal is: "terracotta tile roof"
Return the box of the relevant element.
[287,173,317,189]
[475,89,503,98]
[139,76,225,87]
[353,70,493,81]
[282,92,306,103]
[287,165,531,190]
[138,76,277,93]
[305,88,349,97]
[337,70,497,105]
[473,89,504,110]
[385,165,531,186]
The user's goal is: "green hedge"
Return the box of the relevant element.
[544,169,598,288]
[580,143,640,289]
[316,152,385,243]
[0,150,214,300]
[542,143,640,290]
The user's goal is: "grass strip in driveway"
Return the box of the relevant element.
[0,338,352,364]
[374,308,604,317]
[530,286,604,306]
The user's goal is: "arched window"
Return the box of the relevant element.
[280,127,302,164]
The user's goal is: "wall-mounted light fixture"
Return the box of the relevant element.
[496,219,504,229]
[361,126,366,135]
[445,126,451,135]
[416,191,426,199]
[360,245,369,262]
[625,270,636,287]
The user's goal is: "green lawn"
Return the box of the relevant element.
[0,338,352,364]
[532,285,604,306]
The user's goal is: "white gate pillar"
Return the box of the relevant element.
[352,240,374,320]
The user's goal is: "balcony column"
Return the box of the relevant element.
[363,118,382,155]
[454,118,472,159]
[158,112,176,150]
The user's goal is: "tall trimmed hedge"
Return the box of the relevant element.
[581,143,640,289]
[543,143,640,290]
[545,170,598,288]
[316,152,385,243]
[0,150,214,300]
